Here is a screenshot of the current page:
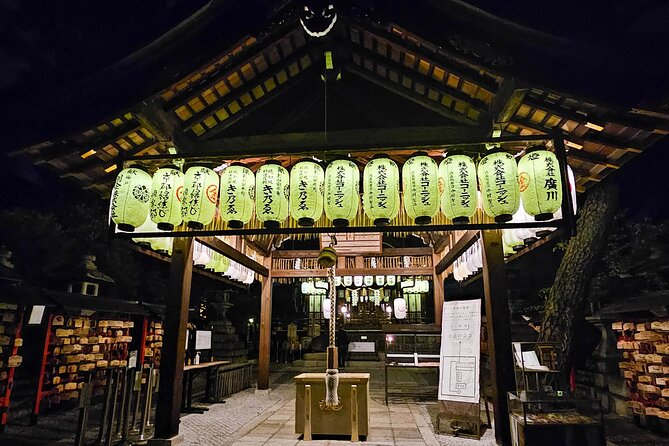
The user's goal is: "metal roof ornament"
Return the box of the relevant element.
[299,1,338,37]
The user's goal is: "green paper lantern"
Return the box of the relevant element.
[518,147,563,221]
[110,167,152,232]
[150,165,184,231]
[438,154,478,224]
[255,161,289,229]
[289,159,324,227]
[214,255,231,274]
[402,153,439,225]
[362,155,400,226]
[181,164,219,229]
[324,159,359,227]
[220,164,255,229]
[478,150,520,222]
[205,251,220,271]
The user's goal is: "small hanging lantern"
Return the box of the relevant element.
[518,146,563,221]
[362,155,401,226]
[364,276,374,287]
[453,258,463,282]
[214,255,231,274]
[132,216,158,248]
[324,159,359,227]
[375,275,385,286]
[194,243,211,267]
[255,160,290,229]
[354,276,363,287]
[150,165,184,230]
[478,149,520,222]
[205,251,220,271]
[503,229,524,253]
[386,275,396,286]
[289,159,324,226]
[181,163,219,229]
[219,163,255,228]
[393,298,407,319]
[402,153,439,225]
[512,198,538,245]
[472,241,483,270]
[110,167,152,232]
[323,298,332,319]
[343,276,353,287]
[335,276,342,287]
[438,153,478,224]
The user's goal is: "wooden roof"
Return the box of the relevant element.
[5,2,669,197]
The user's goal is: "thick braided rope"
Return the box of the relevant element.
[328,265,336,348]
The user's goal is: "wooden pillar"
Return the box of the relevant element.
[432,253,444,326]
[481,230,513,446]
[154,237,193,440]
[257,254,273,390]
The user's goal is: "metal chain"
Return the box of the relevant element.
[328,265,336,348]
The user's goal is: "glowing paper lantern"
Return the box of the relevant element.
[181,164,219,229]
[375,276,385,287]
[472,242,483,270]
[323,298,332,319]
[214,255,231,274]
[478,150,520,222]
[386,275,396,286]
[438,154,478,224]
[110,167,152,232]
[132,216,158,247]
[512,198,537,245]
[362,155,400,226]
[255,161,289,229]
[453,259,463,282]
[194,244,211,267]
[150,165,184,230]
[354,276,363,287]
[503,229,524,253]
[219,164,255,228]
[343,276,353,287]
[402,153,439,225]
[289,159,324,227]
[335,276,342,287]
[324,159,359,227]
[393,298,407,319]
[364,276,374,287]
[205,252,220,271]
[518,147,562,221]
[243,270,254,285]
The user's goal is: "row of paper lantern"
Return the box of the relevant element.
[453,239,484,282]
[110,146,566,231]
[322,295,407,319]
[132,233,254,284]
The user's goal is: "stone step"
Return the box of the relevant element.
[303,352,327,361]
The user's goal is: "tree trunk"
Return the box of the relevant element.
[539,182,618,368]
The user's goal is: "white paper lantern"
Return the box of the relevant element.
[393,298,407,319]
[472,241,483,270]
[220,164,255,228]
[375,275,385,286]
[194,244,211,267]
[335,276,342,287]
[324,159,359,227]
[343,276,353,287]
[386,275,396,286]
[181,164,219,229]
[402,153,440,225]
[132,215,158,247]
[513,198,537,245]
[364,276,374,287]
[438,154,478,223]
[111,167,152,232]
[354,276,363,287]
[323,298,332,319]
[453,258,463,282]
[363,155,401,226]
[150,165,184,231]
[255,161,290,228]
[289,159,324,227]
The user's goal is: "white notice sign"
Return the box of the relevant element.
[438,299,481,403]
[195,330,212,350]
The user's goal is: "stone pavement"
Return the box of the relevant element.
[179,364,497,446]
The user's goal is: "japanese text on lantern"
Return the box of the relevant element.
[544,155,558,200]
[298,169,308,211]
[419,161,431,205]
[458,161,470,207]
[376,164,388,209]
[334,165,346,208]
[493,159,508,205]
[186,170,202,216]
[226,169,238,215]
[262,168,274,215]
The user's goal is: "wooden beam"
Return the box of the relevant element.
[433,253,444,327]
[135,97,195,153]
[490,77,528,124]
[257,254,272,390]
[196,237,269,277]
[130,244,245,289]
[435,230,478,274]
[244,236,270,258]
[154,237,193,440]
[137,125,492,158]
[340,40,490,117]
[272,247,433,258]
[271,267,434,278]
[61,140,159,177]
[346,64,480,127]
[480,230,513,446]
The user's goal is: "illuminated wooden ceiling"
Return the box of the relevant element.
[8,7,669,198]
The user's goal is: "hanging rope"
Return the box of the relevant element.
[328,265,336,348]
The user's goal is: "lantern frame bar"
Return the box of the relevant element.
[110,134,576,237]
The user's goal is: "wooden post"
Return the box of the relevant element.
[304,384,312,441]
[433,253,444,326]
[481,230,513,446]
[257,253,273,390]
[351,384,359,442]
[153,237,193,440]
